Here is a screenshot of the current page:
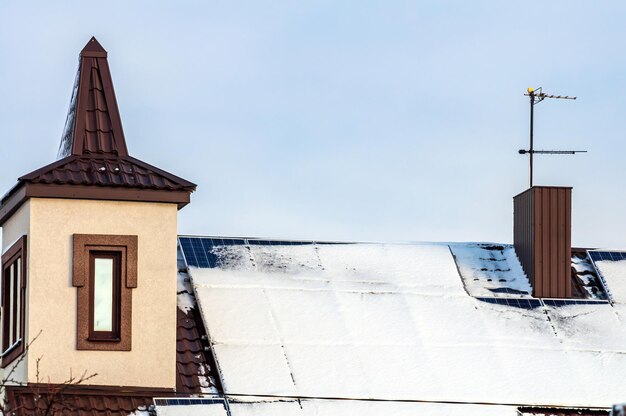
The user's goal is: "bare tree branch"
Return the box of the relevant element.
[0,330,98,415]
[0,330,42,414]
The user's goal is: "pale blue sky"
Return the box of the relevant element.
[1,2,625,247]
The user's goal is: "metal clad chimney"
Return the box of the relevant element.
[514,186,572,298]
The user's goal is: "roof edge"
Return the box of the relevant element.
[0,184,27,227]
[125,156,197,190]
[513,185,573,199]
[0,183,192,225]
[19,155,78,181]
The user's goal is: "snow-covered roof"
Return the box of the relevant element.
[179,237,626,412]
[155,398,518,416]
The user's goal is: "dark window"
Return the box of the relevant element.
[89,251,121,341]
[1,236,27,367]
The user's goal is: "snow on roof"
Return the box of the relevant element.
[183,238,626,409]
[450,243,532,297]
[593,257,626,304]
[155,399,519,416]
[572,253,609,300]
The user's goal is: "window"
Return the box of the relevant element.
[89,252,121,341]
[73,234,137,351]
[1,235,27,367]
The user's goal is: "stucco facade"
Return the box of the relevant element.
[14,198,178,389]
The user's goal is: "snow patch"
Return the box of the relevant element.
[156,403,227,416]
[450,243,531,297]
[128,408,152,416]
[177,272,196,314]
[198,362,219,394]
[592,260,626,303]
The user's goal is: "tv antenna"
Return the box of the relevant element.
[519,87,586,187]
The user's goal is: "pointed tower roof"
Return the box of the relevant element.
[57,36,129,158]
[81,36,107,57]
[0,37,196,225]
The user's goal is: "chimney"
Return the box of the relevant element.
[513,186,572,298]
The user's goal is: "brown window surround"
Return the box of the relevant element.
[1,235,27,368]
[73,234,137,351]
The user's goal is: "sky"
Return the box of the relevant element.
[1,1,625,247]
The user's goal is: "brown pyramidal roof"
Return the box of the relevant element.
[0,37,196,225]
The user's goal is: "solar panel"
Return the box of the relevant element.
[179,237,249,268]
[477,297,609,309]
[179,238,614,310]
[586,250,623,303]
[178,236,324,269]
[154,397,226,407]
[543,299,609,307]
[476,297,542,309]
[487,287,529,295]
[588,251,626,262]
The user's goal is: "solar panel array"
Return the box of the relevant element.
[179,237,612,308]
[476,298,542,309]
[178,236,319,268]
[179,237,243,268]
[154,398,226,407]
[477,297,609,309]
[542,299,608,307]
[588,251,626,262]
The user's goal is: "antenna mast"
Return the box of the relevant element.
[520,87,585,187]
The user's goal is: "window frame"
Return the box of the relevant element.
[88,251,122,341]
[73,234,137,351]
[1,235,27,368]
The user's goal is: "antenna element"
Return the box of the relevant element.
[520,87,585,187]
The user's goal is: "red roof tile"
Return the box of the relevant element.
[20,156,195,192]
[5,385,160,416]
[176,303,219,393]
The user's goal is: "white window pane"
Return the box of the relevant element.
[8,264,14,346]
[15,258,20,341]
[93,258,114,332]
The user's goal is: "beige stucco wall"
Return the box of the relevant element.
[2,200,30,250]
[0,200,31,384]
[26,198,178,389]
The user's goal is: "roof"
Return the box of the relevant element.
[57,37,128,158]
[177,236,626,412]
[154,399,519,415]
[153,400,609,416]
[19,155,195,192]
[175,247,220,394]
[5,384,159,415]
[0,37,196,225]
[177,308,215,394]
